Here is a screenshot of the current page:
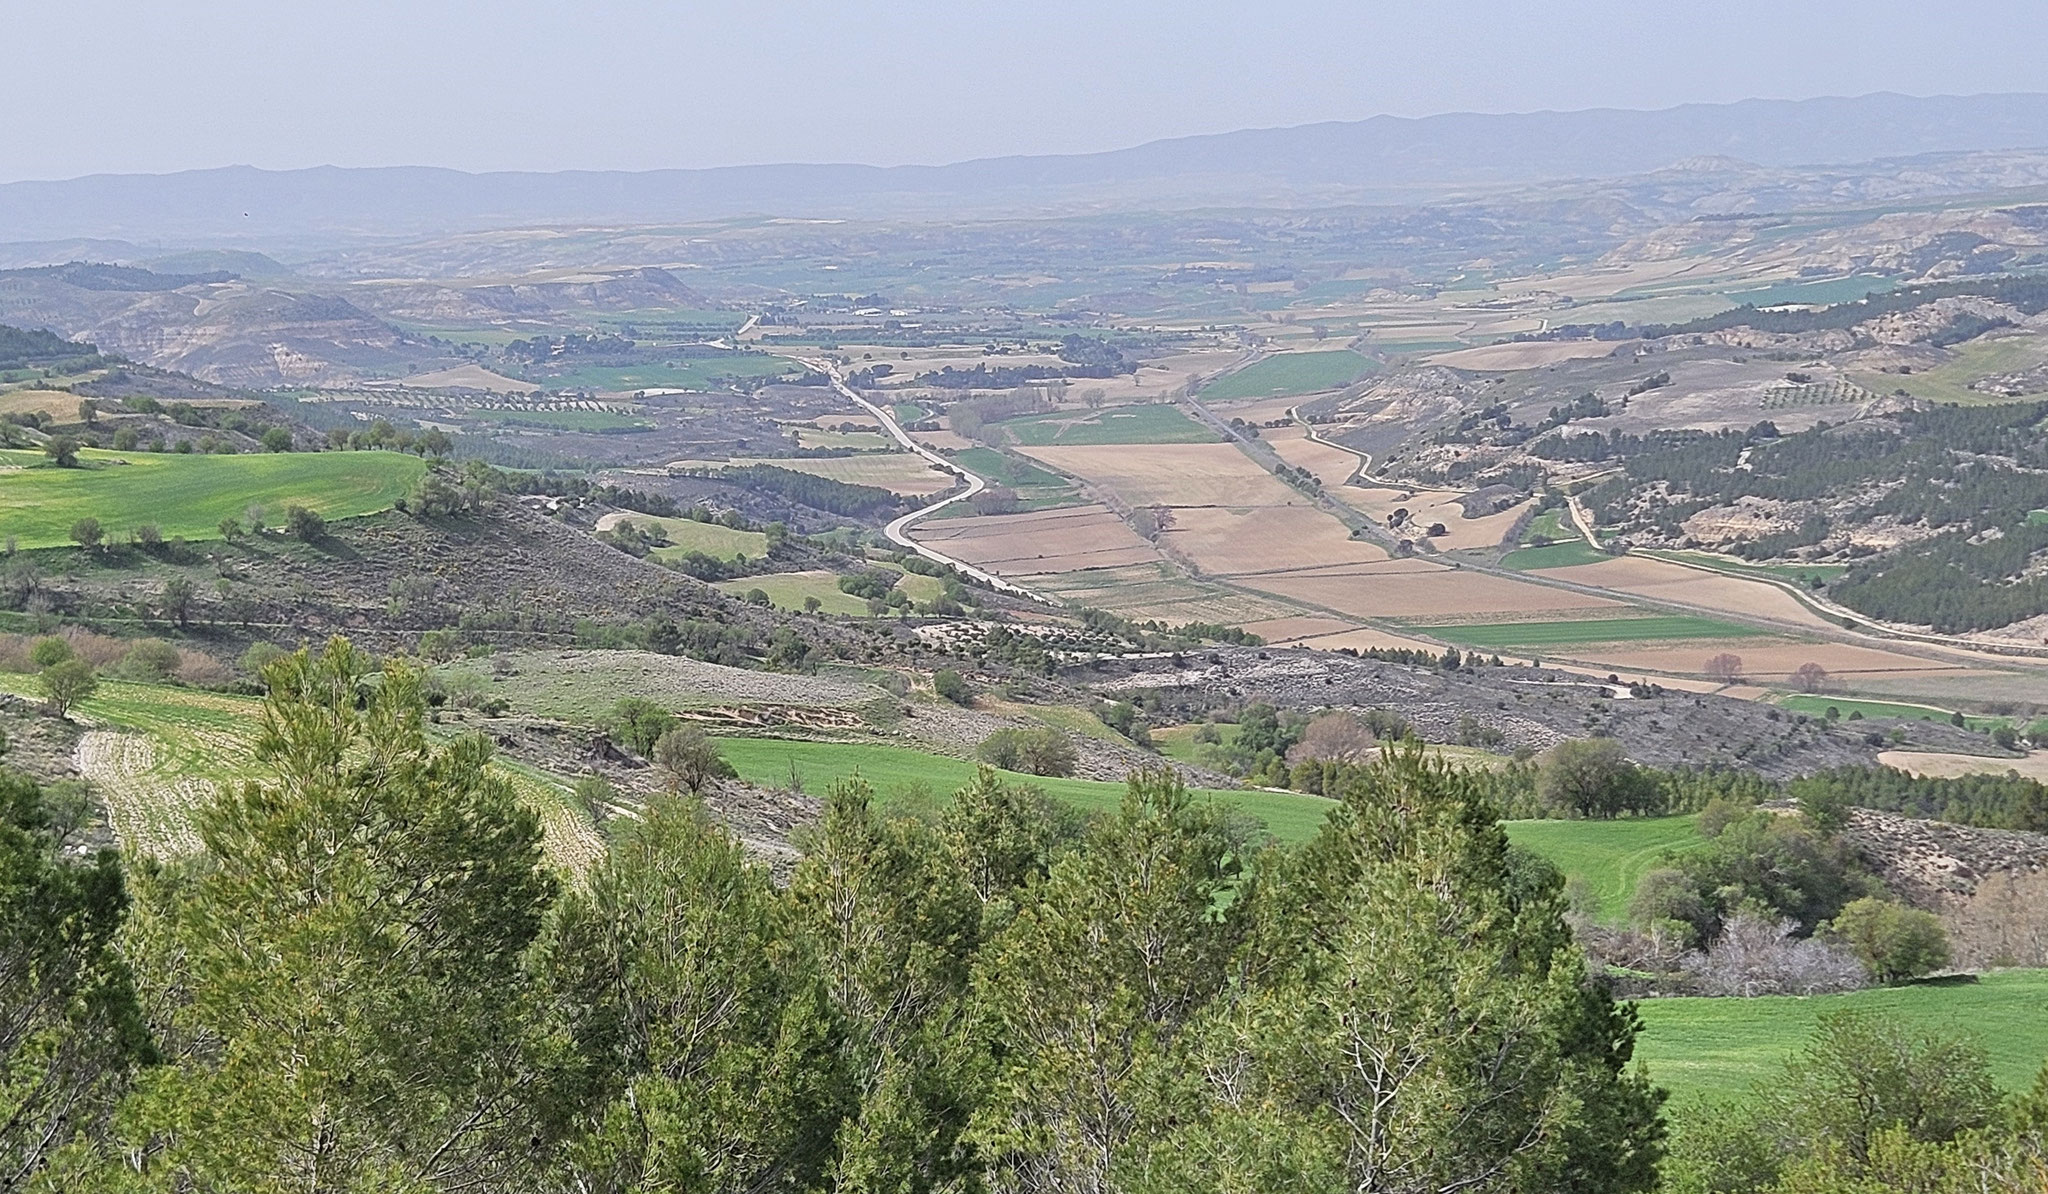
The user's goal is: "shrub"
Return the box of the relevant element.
[605,697,677,756]
[933,668,971,705]
[43,436,79,468]
[239,642,287,679]
[976,726,1078,777]
[284,505,326,541]
[1680,912,1867,996]
[69,518,103,549]
[1827,897,1950,983]
[119,639,182,682]
[28,637,73,669]
[651,726,735,794]
[39,658,98,716]
[260,426,293,452]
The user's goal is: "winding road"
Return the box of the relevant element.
[795,358,1047,601]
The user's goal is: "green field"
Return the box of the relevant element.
[1771,693,2036,735]
[1636,969,2048,1104]
[612,514,769,562]
[536,353,805,392]
[1850,335,2048,406]
[1504,816,1703,922]
[1721,274,1895,309]
[1423,615,1761,649]
[1500,541,1610,570]
[1200,350,1375,400]
[999,404,1216,446]
[466,407,649,432]
[0,448,426,548]
[714,736,1335,842]
[946,446,1070,490]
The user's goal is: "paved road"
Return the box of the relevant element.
[796,358,1046,601]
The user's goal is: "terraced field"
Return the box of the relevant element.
[0,447,425,547]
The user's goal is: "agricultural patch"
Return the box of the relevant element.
[1199,350,1374,399]
[0,448,426,548]
[1418,615,1764,649]
[998,403,1216,446]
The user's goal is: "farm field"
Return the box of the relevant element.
[1162,505,1388,575]
[434,648,876,721]
[0,673,600,870]
[1776,694,1964,723]
[1335,485,1532,551]
[713,735,1336,842]
[714,570,878,616]
[1200,350,1374,399]
[1420,616,1764,649]
[1542,556,1840,631]
[1427,339,1629,370]
[940,447,1075,501]
[535,353,805,393]
[910,504,1163,574]
[1634,969,2048,1103]
[1503,815,1703,922]
[1501,542,1610,570]
[1850,333,2048,406]
[1262,425,1365,485]
[1020,442,1308,507]
[1556,639,1993,686]
[1875,750,2048,782]
[999,403,1216,446]
[0,448,426,547]
[398,364,538,392]
[1242,563,1624,621]
[694,452,954,496]
[465,407,648,432]
[593,511,769,561]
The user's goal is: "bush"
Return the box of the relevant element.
[1679,912,1867,996]
[1827,897,1950,983]
[39,658,98,716]
[976,726,1078,777]
[651,726,735,794]
[43,436,79,468]
[239,642,287,679]
[261,427,293,452]
[933,669,971,705]
[28,637,73,669]
[284,505,326,541]
[118,639,182,682]
[604,697,678,757]
[69,517,103,549]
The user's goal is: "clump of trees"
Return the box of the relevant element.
[976,726,1079,777]
[0,638,1672,1192]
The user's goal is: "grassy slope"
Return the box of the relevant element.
[0,448,425,547]
[1503,816,1703,922]
[713,736,1335,843]
[1000,404,1216,446]
[1636,969,2048,1104]
[1201,350,1374,400]
[1424,615,1764,648]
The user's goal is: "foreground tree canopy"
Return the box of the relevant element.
[6,636,1672,1192]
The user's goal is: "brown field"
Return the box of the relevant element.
[1540,556,1841,631]
[812,412,881,431]
[1264,426,1365,485]
[399,364,539,393]
[0,390,92,420]
[1877,750,2048,781]
[731,453,954,496]
[1210,394,1314,424]
[1241,615,1359,643]
[1245,565,1625,620]
[1427,340,1632,371]
[911,504,1161,573]
[1335,485,1531,551]
[1295,626,1450,654]
[1553,639,1990,684]
[1021,442,1305,507]
[1163,505,1387,575]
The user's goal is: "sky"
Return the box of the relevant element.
[10,0,2048,183]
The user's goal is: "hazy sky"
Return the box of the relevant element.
[12,0,2048,182]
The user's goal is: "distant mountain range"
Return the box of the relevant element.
[7,91,2048,245]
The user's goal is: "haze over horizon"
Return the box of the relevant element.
[12,0,2048,183]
